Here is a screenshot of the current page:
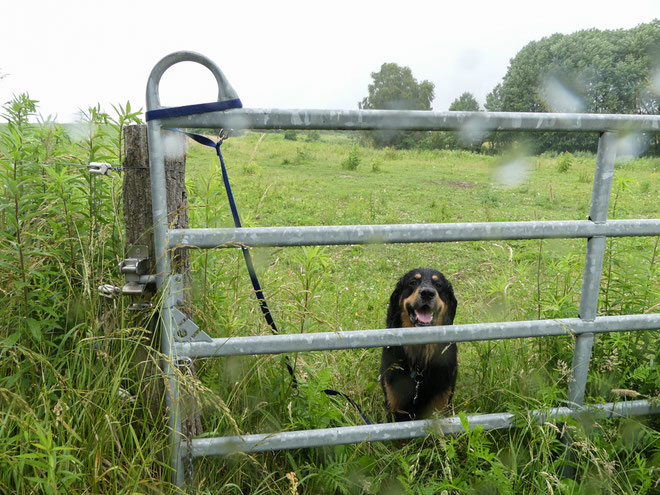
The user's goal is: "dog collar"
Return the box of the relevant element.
[410,368,424,382]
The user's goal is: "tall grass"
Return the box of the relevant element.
[0,95,175,493]
[1,101,658,493]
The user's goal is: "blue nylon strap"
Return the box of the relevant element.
[145,98,242,121]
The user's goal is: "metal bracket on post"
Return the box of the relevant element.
[119,245,153,295]
[171,308,212,343]
[168,274,185,307]
[166,273,211,343]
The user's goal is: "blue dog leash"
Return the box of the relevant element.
[169,127,299,387]
[147,97,297,384]
[147,100,371,424]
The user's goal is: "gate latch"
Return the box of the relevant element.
[119,245,152,295]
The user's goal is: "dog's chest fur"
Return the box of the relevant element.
[402,342,456,373]
[403,343,438,370]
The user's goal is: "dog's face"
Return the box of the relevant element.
[388,268,456,328]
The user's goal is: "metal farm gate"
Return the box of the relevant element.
[143,51,660,487]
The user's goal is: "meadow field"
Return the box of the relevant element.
[0,99,658,493]
[182,131,659,493]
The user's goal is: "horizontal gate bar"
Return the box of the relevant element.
[168,219,660,249]
[153,108,660,133]
[176,314,660,358]
[192,400,658,456]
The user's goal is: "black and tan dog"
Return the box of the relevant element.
[380,268,457,421]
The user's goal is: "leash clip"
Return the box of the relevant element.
[217,128,230,144]
[411,368,424,383]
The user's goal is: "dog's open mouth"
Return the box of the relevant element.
[407,305,436,327]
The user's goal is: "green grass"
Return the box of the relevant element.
[0,94,658,494]
[184,131,659,493]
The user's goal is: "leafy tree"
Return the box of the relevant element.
[449,92,481,112]
[441,92,484,151]
[484,84,509,151]
[486,20,660,154]
[484,84,503,112]
[418,92,486,151]
[360,63,434,111]
[360,63,434,148]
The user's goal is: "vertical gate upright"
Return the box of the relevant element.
[144,51,660,487]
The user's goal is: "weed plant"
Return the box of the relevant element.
[556,152,574,173]
[0,104,658,493]
[342,143,361,171]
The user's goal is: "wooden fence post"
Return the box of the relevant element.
[123,125,190,277]
[123,125,200,436]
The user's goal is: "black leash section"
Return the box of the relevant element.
[322,389,372,425]
[148,100,370,424]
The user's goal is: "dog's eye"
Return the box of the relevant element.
[409,279,419,287]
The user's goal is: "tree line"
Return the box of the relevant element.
[360,20,659,154]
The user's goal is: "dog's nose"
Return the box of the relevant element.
[419,287,436,301]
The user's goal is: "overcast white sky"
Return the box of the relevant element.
[1,1,657,122]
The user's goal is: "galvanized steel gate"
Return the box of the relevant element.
[145,51,660,487]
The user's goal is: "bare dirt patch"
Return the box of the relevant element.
[432,180,476,189]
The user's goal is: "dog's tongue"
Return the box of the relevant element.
[416,309,433,324]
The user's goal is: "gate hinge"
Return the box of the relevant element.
[119,245,153,295]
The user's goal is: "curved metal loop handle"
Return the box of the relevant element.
[146,51,239,111]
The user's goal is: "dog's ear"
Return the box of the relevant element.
[386,277,405,328]
[442,281,457,325]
